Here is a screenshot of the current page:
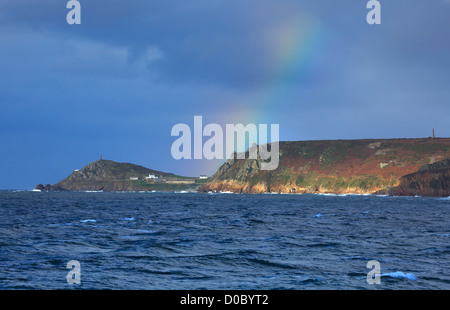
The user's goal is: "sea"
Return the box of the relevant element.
[0,190,449,290]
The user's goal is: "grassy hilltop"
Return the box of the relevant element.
[37,159,205,192]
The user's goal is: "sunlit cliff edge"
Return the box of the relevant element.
[199,138,450,197]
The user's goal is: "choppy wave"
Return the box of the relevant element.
[315,193,348,197]
[207,191,238,195]
[147,219,161,224]
[247,258,297,270]
[80,219,97,223]
[2,191,449,290]
[316,193,374,197]
[381,271,417,281]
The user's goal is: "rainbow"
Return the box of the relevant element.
[223,16,325,127]
[202,16,326,174]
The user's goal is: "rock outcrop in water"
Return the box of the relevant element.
[199,138,450,196]
[376,157,450,197]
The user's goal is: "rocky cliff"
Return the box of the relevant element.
[376,157,450,197]
[199,138,450,195]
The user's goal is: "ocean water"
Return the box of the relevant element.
[0,190,449,290]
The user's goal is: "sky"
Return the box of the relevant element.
[0,0,449,189]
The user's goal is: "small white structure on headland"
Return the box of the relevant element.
[130,177,139,180]
[146,174,158,180]
[199,175,208,179]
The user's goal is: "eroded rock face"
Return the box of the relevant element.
[386,169,450,197]
[379,158,450,197]
[392,169,450,197]
[418,158,450,172]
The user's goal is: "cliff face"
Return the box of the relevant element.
[200,138,450,195]
[379,158,450,197]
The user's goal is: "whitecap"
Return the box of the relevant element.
[209,191,237,194]
[380,271,417,281]
[316,193,348,197]
[80,219,96,223]
[122,217,135,221]
[312,214,323,218]
[31,189,42,192]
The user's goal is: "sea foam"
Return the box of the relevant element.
[381,271,417,281]
[80,219,97,223]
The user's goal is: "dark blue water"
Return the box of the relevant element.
[0,190,449,290]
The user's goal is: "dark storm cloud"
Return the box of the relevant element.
[1,0,450,189]
[2,0,449,91]
[0,0,317,89]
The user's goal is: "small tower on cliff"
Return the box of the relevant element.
[100,154,103,161]
[433,128,435,139]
